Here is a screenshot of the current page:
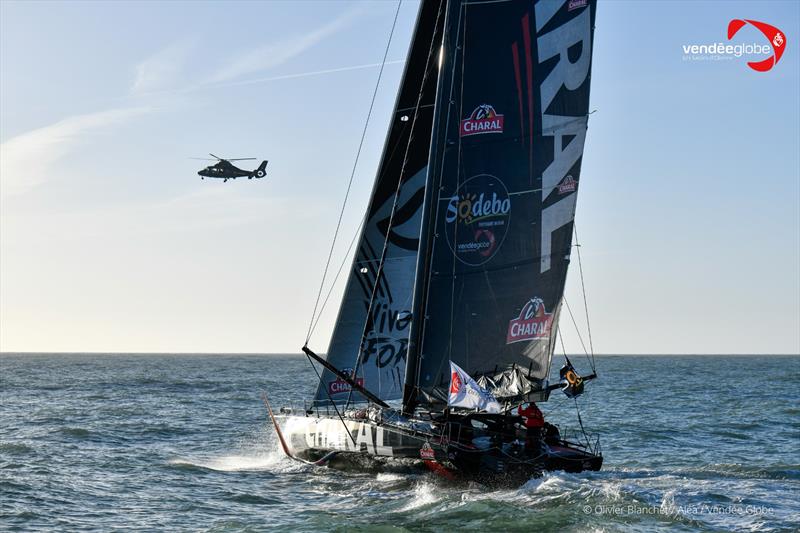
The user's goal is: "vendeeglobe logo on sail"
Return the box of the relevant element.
[506,297,554,344]
[460,104,504,137]
[444,174,511,266]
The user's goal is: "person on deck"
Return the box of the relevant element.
[518,402,545,455]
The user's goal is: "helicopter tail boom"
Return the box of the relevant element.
[250,160,268,179]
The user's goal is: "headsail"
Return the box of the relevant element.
[313,0,446,406]
[404,0,597,410]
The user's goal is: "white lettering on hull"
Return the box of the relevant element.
[356,422,374,454]
[375,426,393,456]
[287,416,394,457]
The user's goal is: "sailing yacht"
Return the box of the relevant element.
[268,0,602,485]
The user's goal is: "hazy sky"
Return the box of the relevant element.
[1,0,798,355]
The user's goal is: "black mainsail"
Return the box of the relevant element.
[403,0,597,410]
[313,0,446,406]
[276,0,601,485]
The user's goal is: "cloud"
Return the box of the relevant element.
[207,59,406,90]
[206,7,362,84]
[131,40,195,95]
[0,107,152,196]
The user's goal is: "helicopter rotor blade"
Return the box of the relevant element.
[226,158,257,161]
[190,157,216,161]
[209,153,223,160]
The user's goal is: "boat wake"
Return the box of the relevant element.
[397,481,441,511]
[167,429,304,473]
[168,453,283,472]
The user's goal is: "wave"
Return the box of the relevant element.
[168,453,282,472]
[397,481,441,512]
[224,492,282,505]
[375,473,406,483]
[59,427,93,439]
[676,462,800,481]
[0,442,34,455]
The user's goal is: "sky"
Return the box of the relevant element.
[1,0,798,355]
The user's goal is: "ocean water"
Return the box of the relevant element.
[1,354,798,532]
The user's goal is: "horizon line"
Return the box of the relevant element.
[1,351,798,357]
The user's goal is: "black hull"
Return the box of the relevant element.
[278,412,601,486]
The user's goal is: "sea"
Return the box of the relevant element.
[1,354,798,532]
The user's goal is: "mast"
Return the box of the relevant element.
[403,0,460,415]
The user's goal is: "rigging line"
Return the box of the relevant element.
[307,216,366,341]
[556,323,577,395]
[304,352,358,447]
[573,398,591,449]
[345,0,445,409]
[573,225,596,372]
[557,323,568,359]
[562,296,589,357]
[305,0,404,345]
[307,114,413,342]
[563,296,594,376]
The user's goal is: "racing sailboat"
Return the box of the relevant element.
[268,0,601,485]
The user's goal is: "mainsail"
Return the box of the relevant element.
[404,0,598,410]
[313,0,446,405]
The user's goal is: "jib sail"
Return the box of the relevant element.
[313,0,446,406]
[404,0,597,410]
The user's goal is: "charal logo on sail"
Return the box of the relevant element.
[460,104,504,137]
[681,19,786,72]
[445,174,511,266]
[568,0,587,11]
[558,175,577,194]
[328,368,364,395]
[506,297,554,344]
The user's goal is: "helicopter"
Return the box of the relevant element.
[193,154,268,183]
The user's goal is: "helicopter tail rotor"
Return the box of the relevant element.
[251,160,269,179]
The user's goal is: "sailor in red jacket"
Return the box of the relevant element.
[518,402,545,455]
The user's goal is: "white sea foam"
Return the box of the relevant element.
[168,452,280,471]
[169,437,302,472]
[398,481,440,511]
[375,473,405,483]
